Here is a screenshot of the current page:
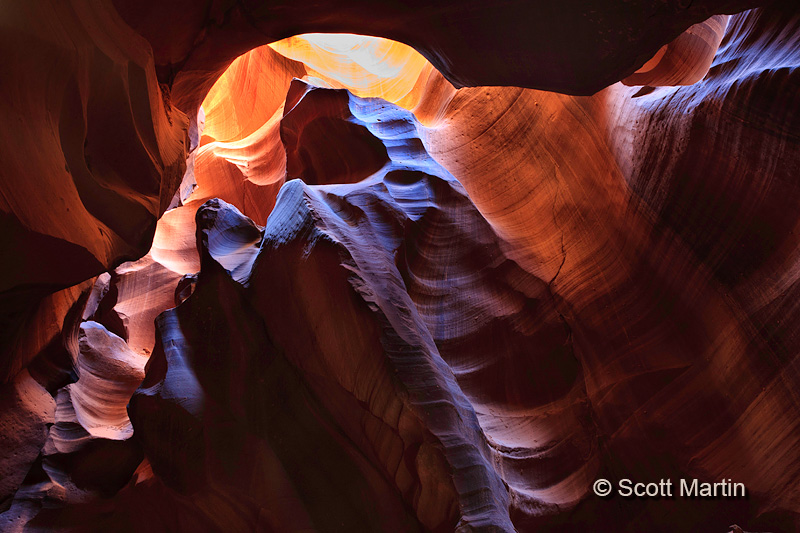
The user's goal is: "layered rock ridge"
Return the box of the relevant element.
[1,2,799,532]
[128,81,539,531]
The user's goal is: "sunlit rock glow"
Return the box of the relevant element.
[2,3,799,532]
[269,34,429,106]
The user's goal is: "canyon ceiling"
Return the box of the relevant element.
[0,0,799,531]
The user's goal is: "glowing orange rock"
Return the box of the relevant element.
[622,15,730,87]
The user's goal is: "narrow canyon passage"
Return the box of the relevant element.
[1,2,799,532]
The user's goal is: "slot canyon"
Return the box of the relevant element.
[1,1,799,531]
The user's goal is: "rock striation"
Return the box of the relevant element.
[1,1,799,532]
[1,0,767,385]
[130,81,525,531]
[0,1,188,383]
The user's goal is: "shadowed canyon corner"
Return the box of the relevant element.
[0,1,799,531]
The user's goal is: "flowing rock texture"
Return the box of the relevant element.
[1,0,800,531]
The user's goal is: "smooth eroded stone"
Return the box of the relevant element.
[0,371,55,510]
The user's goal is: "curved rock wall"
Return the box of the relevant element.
[1,1,799,532]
